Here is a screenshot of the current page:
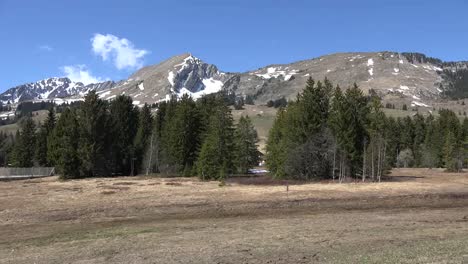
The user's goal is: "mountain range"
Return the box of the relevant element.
[2,52,468,110]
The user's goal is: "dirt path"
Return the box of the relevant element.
[0,168,467,263]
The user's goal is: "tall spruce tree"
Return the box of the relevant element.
[35,108,56,166]
[164,94,201,174]
[265,108,288,178]
[12,117,36,167]
[196,102,235,180]
[234,115,260,174]
[135,103,153,174]
[48,109,80,179]
[109,95,139,175]
[77,90,112,177]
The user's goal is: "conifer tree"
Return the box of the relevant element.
[48,109,80,179]
[443,131,458,172]
[134,103,153,173]
[196,103,235,180]
[109,95,139,175]
[165,94,201,174]
[35,108,56,166]
[265,108,288,178]
[234,115,260,174]
[12,117,36,167]
[77,90,112,177]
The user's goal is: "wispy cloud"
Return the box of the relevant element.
[61,65,104,85]
[38,45,53,52]
[91,33,148,70]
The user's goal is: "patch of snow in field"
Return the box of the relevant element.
[400,85,410,90]
[368,68,374,76]
[411,101,430,107]
[138,82,145,91]
[132,100,140,105]
[0,111,15,119]
[51,98,84,105]
[327,69,331,73]
[248,169,269,174]
[367,58,374,66]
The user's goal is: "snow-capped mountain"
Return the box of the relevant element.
[2,52,467,110]
[102,52,468,109]
[96,53,233,107]
[0,77,118,104]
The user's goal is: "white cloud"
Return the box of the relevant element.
[91,33,148,70]
[39,45,53,51]
[61,65,104,85]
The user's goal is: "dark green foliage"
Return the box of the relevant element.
[266,97,287,108]
[35,108,56,166]
[77,91,113,177]
[267,78,337,180]
[441,68,468,99]
[196,100,235,180]
[284,129,334,180]
[163,94,201,173]
[109,95,139,175]
[401,52,442,65]
[234,116,260,174]
[134,104,153,173]
[245,95,255,105]
[11,117,36,167]
[48,109,80,179]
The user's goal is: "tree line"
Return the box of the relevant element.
[266,78,468,182]
[6,91,260,180]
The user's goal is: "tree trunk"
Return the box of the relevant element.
[362,139,367,182]
[333,145,336,182]
[371,140,375,181]
[146,132,154,176]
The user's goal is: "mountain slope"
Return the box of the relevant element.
[0,77,119,104]
[95,53,234,106]
[2,52,468,110]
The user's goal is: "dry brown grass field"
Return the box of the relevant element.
[0,168,467,263]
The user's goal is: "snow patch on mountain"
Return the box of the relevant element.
[253,67,299,80]
[411,101,430,107]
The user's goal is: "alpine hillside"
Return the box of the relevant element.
[2,52,468,110]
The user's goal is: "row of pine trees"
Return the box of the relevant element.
[7,91,260,180]
[266,78,468,181]
[5,79,468,181]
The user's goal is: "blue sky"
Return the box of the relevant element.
[0,0,467,91]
